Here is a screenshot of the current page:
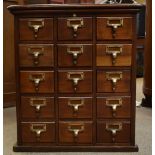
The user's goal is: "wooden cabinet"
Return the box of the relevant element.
[8,4,142,152]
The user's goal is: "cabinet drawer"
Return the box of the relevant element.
[20,71,54,93]
[19,44,54,67]
[59,121,93,144]
[58,97,93,118]
[21,96,55,119]
[97,70,130,93]
[58,44,93,67]
[21,122,55,143]
[19,18,53,41]
[58,17,92,40]
[97,17,133,40]
[97,121,130,143]
[96,44,132,66]
[58,70,92,93]
[97,96,131,118]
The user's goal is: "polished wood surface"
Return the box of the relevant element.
[58,44,93,67]
[97,121,130,143]
[58,97,93,118]
[96,44,132,66]
[19,44,54,67]
[20,71,54,93]
[21,122,55,143]
[97,70,131,93]
[97,17,133,40]
[8,4,142,152]
[59,121,93,144]
[97,96,131,118]
[21,96,55,119]
[19,18,53,41]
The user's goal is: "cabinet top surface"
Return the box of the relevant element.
[8,4,144,14]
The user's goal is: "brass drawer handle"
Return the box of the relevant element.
[30,124,46,140]
[106,122,122,142]
[106,72,122,92]
[67,45,83,65]
[67,72,84,92]
[68,123,84,137]
[106,98,122,117]
[107,18,123,38]
[106,45,122,65]
[29,73,45,92]
[30,98,47,112]
[68,98,85,112]
[28,47,44,65]
[67,17,84,38]
[28,19,44,38]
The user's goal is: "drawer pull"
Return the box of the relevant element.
[106,72,122,91]
[106,98,122,117]
[30,98,46,112]
[29,73,45,91]
[30,124,46,140]
[107,18,123,38]
[106,45,122,65]
[28,47,44,65]
[68,124,84,137]
[67,72,84,92]
[106,122,122,142]
[67,45,83,65]
[68,98,85,112]
[67,17,84,38]
[28,19,44,38]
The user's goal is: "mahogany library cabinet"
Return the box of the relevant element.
[8,3,143,152]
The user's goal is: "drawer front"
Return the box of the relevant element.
[97,96,131,118]
[58,44,93,67]
[97,121,130,143]
[97,70,130,93]
[58,70,93,93]
[59,121,93,144]
[58,97,93,118]
[21,122,55,143]
[58,17,93,40]
[97,17,133,40]
[20,71,54,93]
[96,44,132,66]
[21,96,55,119]
[19,18,53,41]
[19,44,54,67]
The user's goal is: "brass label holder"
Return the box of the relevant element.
[68,98,85,113]
[67,45,83,65]
[107,18,123,38]
[28,46,44,65]
[67,72,84,92]
[28,19,44,39]
[67,16,84,38]
[106,72,123,92]
[106,45,123,65]
[106,122,122,143]
[30,98,47,112]
[29,73,45,92]
[106,98,122,117]
[30,123,46,141]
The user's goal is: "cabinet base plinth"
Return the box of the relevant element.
[13,144,139,152]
